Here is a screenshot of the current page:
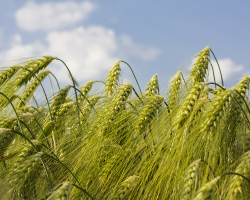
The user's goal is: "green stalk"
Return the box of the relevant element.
[48,75,54,98]
[164,102,170,113]
[56,58,80,124]
[121,61,143,97]
[44,153,92,199]
[73,87,96,112]
[49,72,61,90]
[10,130,38,151]
[210,49,224,86]
[20,120,36,140]
[40,157,53,191]
[221,172,250,184]
[72,184,94,200]
[209,60,217,89]
[0,92,25,136]
[133,87,143,103]
[234,90,250,116]
[69,86,93,116]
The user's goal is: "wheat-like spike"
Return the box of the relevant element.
[168,71,182,111]
[18,69,51,108]
[235,75,250,97]
[0,128,15,158]
[105,60,121,96]
[181,159,201,200]
[233,75,250,117]
[65,96,73,103]
[78,80,95,103]
[199,86,211,99]
[47,181,72,200]
[81,95,100,118]
[16,56,55,86]
[193,176,220,200]
[227,150,250,199]
[33,56,55,73]
[199,89,232,135]
[103,83,132,134]
[13,140,41,165]
[145,74,159,96]
[224,77,250,136]
[0,57,54,108]
[110,83,133,117]
[0,117,18,130]
[209,86,226,95]
[17,105,37,114]
[191,46,210,84]
[54,101,74,133]
[134,95,165,134]
[50,85,71,119]
[0,65,20,87]
[175,82,205,128]
[9,152,43,188]
[111,175,140,200]
[57,102,74,118]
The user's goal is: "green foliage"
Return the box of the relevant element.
[0,47,250,199]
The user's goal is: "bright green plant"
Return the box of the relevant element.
[0,47,249,199]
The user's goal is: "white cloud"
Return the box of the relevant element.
[120,35,160,61]
[208,58,244,83]
[15,1,96,31]
[10,34,22,46]
[0,26,160,83]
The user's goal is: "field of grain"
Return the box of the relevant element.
[0,46,249,199]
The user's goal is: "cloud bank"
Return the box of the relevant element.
[0,1,160,83]
[0,26,160,82]
[15,1,96,31]
[208,58,244,84]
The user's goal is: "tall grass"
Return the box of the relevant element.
[0,47,249,199]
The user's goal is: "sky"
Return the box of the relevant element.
[0,0,250,90]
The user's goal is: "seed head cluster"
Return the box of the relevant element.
[0,47,249,199]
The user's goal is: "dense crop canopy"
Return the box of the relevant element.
[0,47,250,199]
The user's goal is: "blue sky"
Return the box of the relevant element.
[0,0,250,90]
